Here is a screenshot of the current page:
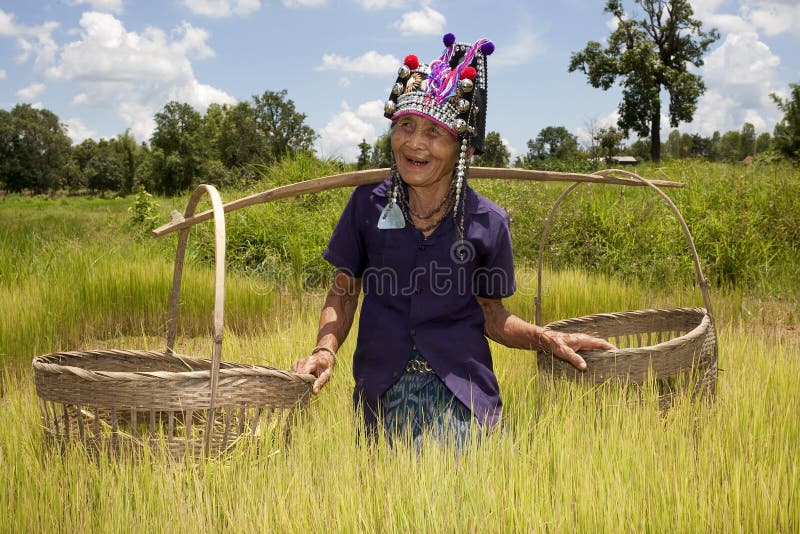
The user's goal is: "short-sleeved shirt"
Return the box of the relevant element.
[323,177,516,429]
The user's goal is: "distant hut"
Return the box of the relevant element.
[608,155,638,166]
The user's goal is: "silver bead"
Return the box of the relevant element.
[454,118,467,133]
[456,99,470,113]
[384,100,396,115]
[459,79,474,93]
[398,65,411,78]
[392,82,403,96]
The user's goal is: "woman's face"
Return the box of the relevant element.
[391,114,460,190]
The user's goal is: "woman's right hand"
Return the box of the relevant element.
[291,349,336,394]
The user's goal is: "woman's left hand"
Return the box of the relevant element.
[541,331,616,371]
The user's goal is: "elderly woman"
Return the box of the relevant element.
[292,33,613,445]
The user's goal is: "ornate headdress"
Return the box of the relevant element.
[379,33,494,256]
[383,32,494,154]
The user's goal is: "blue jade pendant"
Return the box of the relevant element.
[377,202,405,229]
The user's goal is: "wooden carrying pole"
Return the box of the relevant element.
[153,166,683,238]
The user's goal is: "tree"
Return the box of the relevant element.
[473,131,510,167]
[85,139,125,195]
[252,89,316,164]
[527,126,580,162]
[370,129,393,168]
[569,0,719,162]
[755,132,771,156]
[150,101,207,194]
[718,130,741,162]
[771,83,800,160]
[595,126,626,162]
[356,139,372,170]
[0,104,71,194]
[739,122,756,160]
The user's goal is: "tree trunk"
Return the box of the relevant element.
[650,99,661,163]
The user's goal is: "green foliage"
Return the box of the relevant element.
[356,139,372,170]
[149,101,208,195]
[371,128,393,168]
[252,89,316,164]
[569,0,719,162]
[0,104,72,194]
[127,186,160,239]
[473,131,510,168]
[771,82,800,160]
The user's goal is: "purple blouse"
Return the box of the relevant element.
[323,178,516,428]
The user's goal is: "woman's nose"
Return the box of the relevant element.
[405,128,425,149]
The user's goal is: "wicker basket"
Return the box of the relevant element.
[32,185,314,459]
[534,172,718,406]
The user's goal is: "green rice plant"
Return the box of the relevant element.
[1,295,797,532]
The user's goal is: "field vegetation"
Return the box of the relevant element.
[1,158,797,531]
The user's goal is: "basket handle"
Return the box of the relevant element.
[534,170,715,328]
[163,184,226,455]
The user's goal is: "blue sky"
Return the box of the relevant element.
[1,0,798,162]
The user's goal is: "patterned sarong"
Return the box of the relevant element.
[378,352,476,449]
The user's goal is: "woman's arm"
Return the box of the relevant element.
[291,270,361,393]
[476,296,615,371]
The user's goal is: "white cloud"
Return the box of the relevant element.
[182,0,261,17]
[358,0,406,8]
[316,100,386,161]
[0,9,60,73]
[693,0,800,37]
[46,12,234,140]
[393,6,445,36]
[65,117,97,143]
[281,0,326,7]
[69,0,124,14]
[742,1,800,37]
[316,50,398,76]
[693,31,781,134]
[575,111,621,148]
[494,30,542,66]
[0,68,6,79]
[16,82,46,100]
[501,138,517,162]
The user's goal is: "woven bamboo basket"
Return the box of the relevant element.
[535,173,718,407]
[32,185,314,459]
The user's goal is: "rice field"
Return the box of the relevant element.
[1,184,798,532]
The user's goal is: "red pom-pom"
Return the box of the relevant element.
[460,66,477,80]
[404,55,419,70]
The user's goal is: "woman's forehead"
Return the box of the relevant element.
[394,111,457,136]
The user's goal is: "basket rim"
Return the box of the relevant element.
[32,348,315,384]
[542,306,711,358]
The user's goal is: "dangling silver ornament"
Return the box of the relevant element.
[460,79,474,93]
[392,82,404,96]
[454,119,468,133]
[384,100,396,116]
[398,65,411,79]
[377,202,405,229]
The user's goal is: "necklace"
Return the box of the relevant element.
[399,178,456,220]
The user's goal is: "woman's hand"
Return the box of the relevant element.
[540,331,616,371]
[291,349,336,394]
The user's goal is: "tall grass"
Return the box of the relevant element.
[0,158,797,531]
[1,291,797,531]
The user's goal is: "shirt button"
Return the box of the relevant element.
[414,287,421,294]
[418,244,426,251]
